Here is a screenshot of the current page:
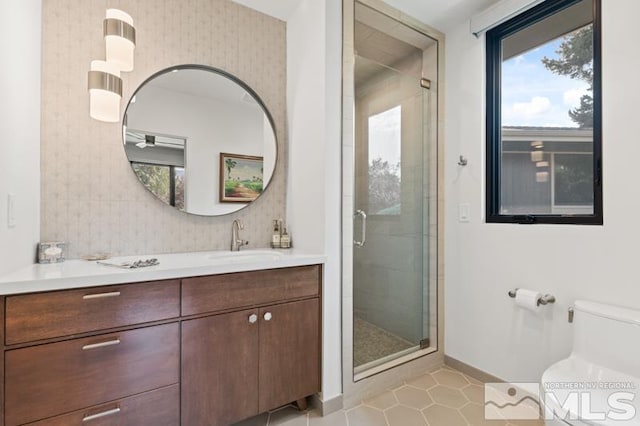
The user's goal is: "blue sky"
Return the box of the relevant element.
[502,37,589,128]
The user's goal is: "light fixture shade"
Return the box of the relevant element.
[536,171,549,183]
[88,60,122,122]
[531,150,544,162]
[104,9,135,72]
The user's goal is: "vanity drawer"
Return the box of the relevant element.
[5,279,180,345]
[25,385,180,426]
[182,265,321,316]
[5,323,180,426]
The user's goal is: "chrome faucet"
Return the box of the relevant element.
[231,219,249,251]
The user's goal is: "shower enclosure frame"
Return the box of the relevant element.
[341,0,445,407]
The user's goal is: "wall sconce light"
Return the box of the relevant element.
[88,9,135,123]
[104,9,136,72]
[88,60,122,122]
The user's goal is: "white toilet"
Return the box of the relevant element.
[541,300,640,425]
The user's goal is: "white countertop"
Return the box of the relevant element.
[0,249,326,295]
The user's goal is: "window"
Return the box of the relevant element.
[368,106,402,215]
[131,162,185,210]
[486,0,602,224]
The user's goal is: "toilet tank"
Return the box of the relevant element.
[572,300,640,378]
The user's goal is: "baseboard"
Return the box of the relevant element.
[444,355,503,384]
[310,393,344,416]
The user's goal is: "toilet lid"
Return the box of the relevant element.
[541,356,640,426]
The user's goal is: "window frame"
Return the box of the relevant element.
[485,0,602,225]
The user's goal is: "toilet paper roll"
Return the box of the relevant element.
[515,288,542,312]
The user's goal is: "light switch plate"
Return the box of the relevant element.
[458,203,470,223]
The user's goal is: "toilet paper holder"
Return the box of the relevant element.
[508,288,556,306]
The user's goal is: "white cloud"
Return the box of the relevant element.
[502,96,577,127]
[510,96,552,117]
[563,86,589,108]
[514,55,526,65]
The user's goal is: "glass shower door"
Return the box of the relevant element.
[352,53,434,375]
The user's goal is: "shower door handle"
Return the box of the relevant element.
[354,209,367,247]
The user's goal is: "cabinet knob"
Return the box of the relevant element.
[248,314,258,324]
[263,312,273,321]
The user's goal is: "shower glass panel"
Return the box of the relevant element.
[352,3,437,377]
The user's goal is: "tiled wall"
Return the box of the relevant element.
[41,0,286,259]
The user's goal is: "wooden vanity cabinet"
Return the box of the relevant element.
[2,279,181,426]
[0,265,322,426]
[5,324,180,426]
[181,265,322,426]
[0,296,5,426]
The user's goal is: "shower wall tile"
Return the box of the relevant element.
[41,0,286,259]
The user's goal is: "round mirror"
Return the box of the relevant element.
[123,65,277,216]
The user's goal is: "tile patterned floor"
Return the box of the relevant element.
[232,365,545,426]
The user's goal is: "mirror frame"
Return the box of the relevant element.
[122,64,279,217]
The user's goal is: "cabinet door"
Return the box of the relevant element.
[258,298,320,412]
[181,309,259,426]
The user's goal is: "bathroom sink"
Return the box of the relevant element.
[204,250,285,264]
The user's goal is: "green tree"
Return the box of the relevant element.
[368,158,400,214]
[541,25,594,128]
[131,163,170,204]
[174,169,185,211]
[225,158,237,177]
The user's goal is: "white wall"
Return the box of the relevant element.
[287,0,343,402]
[445,0,640,381]
[0,0,41,275]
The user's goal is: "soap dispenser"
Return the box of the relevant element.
[271,220,281,248]
[280,227,291,249]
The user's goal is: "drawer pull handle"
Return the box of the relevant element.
[82,339,121,350]
[264,312,273,321]
[82,407,121,422]
[83,291,121,300]
[249,314,258,324]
